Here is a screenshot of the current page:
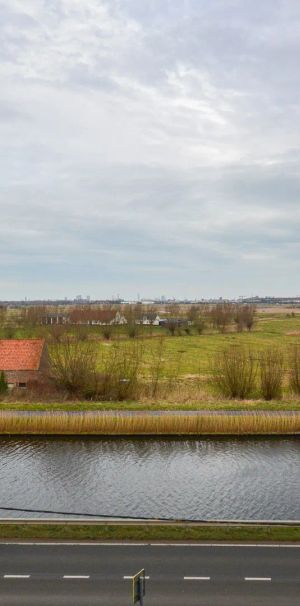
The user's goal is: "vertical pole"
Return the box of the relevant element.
[139,577,144,606]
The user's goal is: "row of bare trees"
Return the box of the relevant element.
[48,335,185,400]
[212,344,300,400]
[208,303,256,332]
[49,337,141,400]
[0,302,256,340]
[186,303,256,334]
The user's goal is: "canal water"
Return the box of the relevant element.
[0,436,299,520]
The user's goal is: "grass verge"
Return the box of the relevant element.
[0,524,299,542]
[1,400,300,411]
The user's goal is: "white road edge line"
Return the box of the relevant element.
[0,541,300,549]
[4,575,30,579]
[245,577,272,581]
[63,575,90,579]
[183,577,210,581]
[123,576,150,580]
[150,543,300,549]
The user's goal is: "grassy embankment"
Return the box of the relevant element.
[0,410,299,435]
[0,523,299,542]
[0,400,299,411]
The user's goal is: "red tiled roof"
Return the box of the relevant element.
[0,339,45,371]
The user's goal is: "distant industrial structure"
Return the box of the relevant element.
[0,296,300,308]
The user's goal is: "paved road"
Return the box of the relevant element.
[0,542,299,605]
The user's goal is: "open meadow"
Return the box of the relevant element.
[1,307,300,411]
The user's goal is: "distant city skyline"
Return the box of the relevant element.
[1,1,299,299]
[1,294,300,306]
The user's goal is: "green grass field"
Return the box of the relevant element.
[2,311,300,411]
[139,313,300,377]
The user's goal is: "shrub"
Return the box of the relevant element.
[258,348,284,400]
[95,342,142,400]
[3,325,16,339]
[49,325,67,343]
[243,304,256,331]
[187,304,207,334]
[166,320,178,336]
[148,337,165,397]
[75,325,89,341]
[212,345,256,399]
[233,304,256,332]
[210,303,234,333]
[50,335,143,401]
[102,325,113,340]
[0,371,8,395]
[194,318,206,334]
[49,336,98,396]
[289,344,300,395]
[127,323,138,338]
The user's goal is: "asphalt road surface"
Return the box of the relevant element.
[0,541,299,605]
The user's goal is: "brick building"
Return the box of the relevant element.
[0,339,49,389]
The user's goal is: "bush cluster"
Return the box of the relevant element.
[211,344,300,400]
[49,336,143,400]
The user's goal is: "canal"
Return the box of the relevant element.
[0,436,299,520]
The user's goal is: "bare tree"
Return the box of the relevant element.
[210,303,234,333]
[243,304,256,331]
[148,337,165,397]
[289,344,300,395]
[0,306,7,331]
[166,318,178,336]
[49,324,67,343]
[22,305,47,328]
[49,336,98,396]
[187,304,207,334]
[233,304,256,332]
[123,305,140,338]
[258,348,284,400]
[211,345,257,399]
[101,341,142,400]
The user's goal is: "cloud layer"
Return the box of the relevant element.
[1,0,300,298]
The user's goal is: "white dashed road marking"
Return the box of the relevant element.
[123,575,150,580]
[63,575,90,579]
[4,575,30,579]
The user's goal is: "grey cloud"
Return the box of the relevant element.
[0,0,300,298]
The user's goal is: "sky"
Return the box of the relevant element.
[1,0,300,300]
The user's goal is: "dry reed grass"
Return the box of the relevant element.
[0,411,299,435]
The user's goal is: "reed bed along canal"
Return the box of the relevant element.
[0,411,299,435]
[0,436,299,521]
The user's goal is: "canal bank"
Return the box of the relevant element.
[0,410,299,435]
[0,521,299,542]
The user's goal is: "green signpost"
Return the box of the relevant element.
[132,569,146,605]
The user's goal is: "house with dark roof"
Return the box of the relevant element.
[0,339,49,389]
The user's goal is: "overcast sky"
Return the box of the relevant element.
[1,0,300,300]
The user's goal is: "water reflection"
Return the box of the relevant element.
[0,436,299,520]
